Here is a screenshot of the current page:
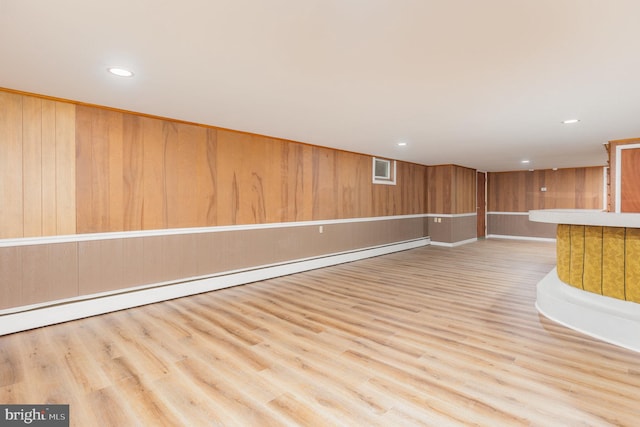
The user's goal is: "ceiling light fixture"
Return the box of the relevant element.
[108,67,134,77]
[397,142,407,146]
[521,160,530,164]
[562,119,580,124]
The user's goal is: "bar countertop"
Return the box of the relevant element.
[529,209,640,227]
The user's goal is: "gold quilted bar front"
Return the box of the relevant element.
[556,224,571,284]
[602,227,625,300]
[569,225,585,289]
[556,224,640,303]
[583,226,603,295]
[625,228,640,303]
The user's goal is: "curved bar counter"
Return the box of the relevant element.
[530,209,640,352]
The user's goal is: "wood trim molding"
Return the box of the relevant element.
[0,214,430,247]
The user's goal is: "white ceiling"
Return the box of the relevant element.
[2,0,640,172]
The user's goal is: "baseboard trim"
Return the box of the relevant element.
[0,237,430,335]
[536,268,640,353]
[487,234,556,242]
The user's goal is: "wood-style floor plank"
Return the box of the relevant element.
[1,239,640,426]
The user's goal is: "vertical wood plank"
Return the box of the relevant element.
[443,165,453,213]
[299,144,314,221]
[241,134,267,224]
[574,167,586,208]
[0,92,24,238]
[476,171,486,238]
[75,106,95,233]
[336,151,358,219]
[546,170,559,209]
[41,100,57,235]
[88,109,111,232]
[355,153,372,217]
[512,171,523,211]
[215,129,240,225]
[123,115,144,230]
[22,96,43,237]
[176,123,202,227]
[279,142,292,222]
[405,163,417,215]
[312,146,337,220]
[487,173,497,212]
[427,165,453,214]
[453,166,475,214]
[107,111,124,231]
[585,166,603,210]
[142,117,167,229]
[535,171,546,210]
[564,168,578,208]
[277,141,314,222]
[163,122,181,228]
[55,101,76,235]
[524,170,534,211]
[264,137,284,223]
[195,128,217,226]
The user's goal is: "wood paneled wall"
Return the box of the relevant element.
[427,165,476,214]
[620,148,640,212]
[1,89,427,238]
[487,167,604,212]
[0,91,76,238]
[74,106,428,234]
[607,138,640,213]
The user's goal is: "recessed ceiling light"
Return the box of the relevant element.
[397,142,407,146]
[562,119,580,124]
[108,67,134,77]
[521,160,530,164]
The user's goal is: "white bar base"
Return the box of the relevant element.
[0,238,429,336]
[536,267,640,353]
[487,234,556,242]
[430,238,477,247]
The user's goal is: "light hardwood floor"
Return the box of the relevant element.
[1,239,639,426]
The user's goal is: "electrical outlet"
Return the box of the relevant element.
[319,225,323,233]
